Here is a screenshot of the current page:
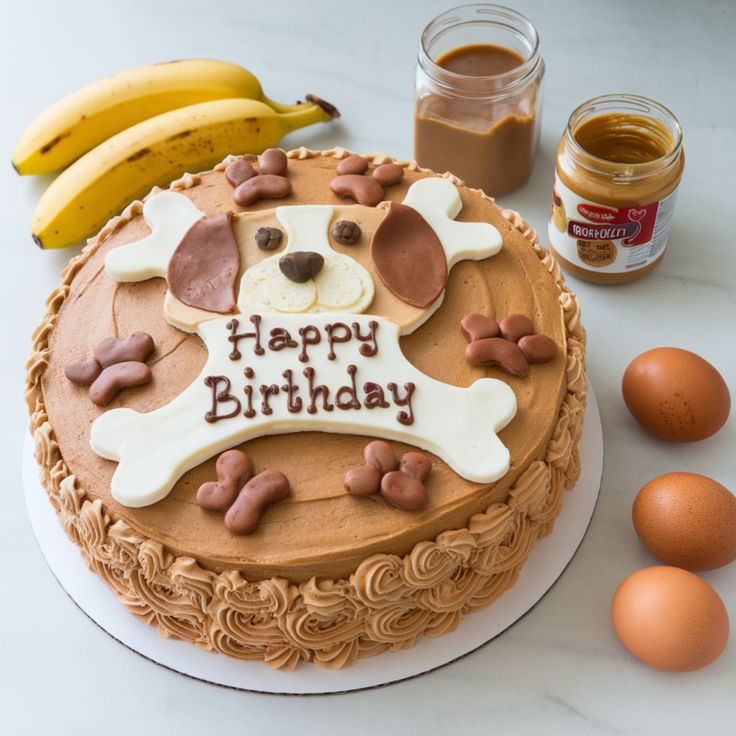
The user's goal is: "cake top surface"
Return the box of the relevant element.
[38,148,578,581]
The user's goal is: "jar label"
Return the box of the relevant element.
[548,173,678,273]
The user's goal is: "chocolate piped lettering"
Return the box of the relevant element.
[325,322,352,360]
[268,327,298,351]
[243,383,256,418]
[335,364,361,410]
[281,369,303,413]
[204,375,242,423]
[259,383,280,415]
[363,382,390,409]
[304,367,334,414]
[298,325,321,363]
[388,382,416,425]
[352,320,379,357]
[205,315,420,426]
[227,315,264,360]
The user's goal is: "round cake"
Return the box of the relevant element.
[26,148,586,670]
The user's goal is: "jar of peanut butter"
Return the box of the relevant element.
[414,4,544,197]
[549,94,684,284]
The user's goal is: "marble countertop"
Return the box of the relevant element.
[2,0,734,733]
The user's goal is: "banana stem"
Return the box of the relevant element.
[275,95,341,132]
[261,96,309,114]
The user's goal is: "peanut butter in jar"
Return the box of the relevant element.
[414,4,544,198]
[549,94,684,284]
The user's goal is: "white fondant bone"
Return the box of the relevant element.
[237,205,375,316]
[104,192,204,282]
[92,182,514,509]
[388,178,503,335]
[90,313,516,507]
[401,178,503,267]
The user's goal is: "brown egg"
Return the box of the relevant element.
[633,473,736,570]
[622,348,730,442]
[612,566,729,671]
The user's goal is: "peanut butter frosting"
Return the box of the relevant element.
[26,148,587,670]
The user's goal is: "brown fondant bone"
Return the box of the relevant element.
[370,202,448,309]
[167,213,240,314]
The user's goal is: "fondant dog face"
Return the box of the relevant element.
[95,175,515,508]
[238,205,375,317]
[105,177,503,336]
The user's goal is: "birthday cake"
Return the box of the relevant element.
[26,148,586,670]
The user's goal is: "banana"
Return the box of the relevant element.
[32,97,339,249]
[13,59,309,175]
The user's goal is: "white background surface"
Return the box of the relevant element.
[1,0,734,733]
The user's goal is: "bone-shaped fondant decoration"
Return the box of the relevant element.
[102,177,503,336]
[238,205,375,315]
[105,192,204,282]
[91,313,516,507]
[403,178,503,267]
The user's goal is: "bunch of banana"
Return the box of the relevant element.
[13,59,340,249]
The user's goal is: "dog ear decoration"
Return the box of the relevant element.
[371,202,448,309]
[371,177,503,309]
[168,212,240,314]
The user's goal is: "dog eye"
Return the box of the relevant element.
[331,220,362,245]
[254,227,283,250]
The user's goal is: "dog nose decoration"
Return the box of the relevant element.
[278,251,325,283]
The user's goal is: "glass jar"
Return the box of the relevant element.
[414,3,544,197]
[549,94,684,284]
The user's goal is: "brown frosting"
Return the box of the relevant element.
[371,202,448,308]
[168,213,239,313]
[26,148,587,671]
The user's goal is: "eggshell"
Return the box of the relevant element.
[622,348,730,442]
[633,473,736,570]
[612,566,729,671]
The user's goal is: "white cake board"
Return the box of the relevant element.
[23,388,603,695]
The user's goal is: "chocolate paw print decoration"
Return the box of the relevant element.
[345,440,432,511]
[329,155,405,206]
[93,166,516,509]
[462,313,557,377]
[65,333,154,406]
[225,148,292,206]
[196,449,290,535]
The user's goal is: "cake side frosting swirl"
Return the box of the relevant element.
[26,148,587,670]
